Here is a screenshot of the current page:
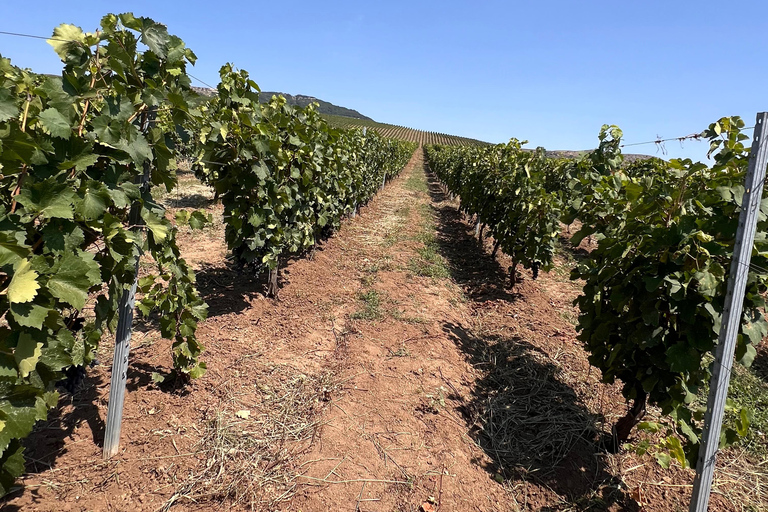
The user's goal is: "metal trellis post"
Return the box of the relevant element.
[103,108,156,459]
[689,112,768,511]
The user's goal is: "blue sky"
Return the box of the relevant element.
[1,1,765,161]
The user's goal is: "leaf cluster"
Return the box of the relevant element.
[425,141,562,275]
[571,117,767,465]
[0,13,207,493]
[193,65,416,270]
[426,117,768,468]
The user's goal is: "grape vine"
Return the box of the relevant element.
[0,14,209,493]
[571,118,766,467]
[425,140,562,283]
[0,12,419,494]
[193,65,416,292]
[426,117,768,468]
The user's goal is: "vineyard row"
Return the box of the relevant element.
[323,114,487,147]
[425,120,766,469]
[0,13,416,493]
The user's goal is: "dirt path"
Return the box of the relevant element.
[282,151,639,512]
[5,149,755,512]
[286,150,513,512]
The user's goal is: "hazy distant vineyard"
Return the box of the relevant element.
[323,114,488,146]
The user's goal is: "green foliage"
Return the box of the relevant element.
[193,65,416,271]
[0,12,417,494]
[572,117,767,466]
[720,364,768,456]
[543,157,578,206]
[351,289,383,320]
[409,244,450,278]
[0,13,207,493]
[562,125,627,244]
[427,117,768,467]
[425,141,562,277]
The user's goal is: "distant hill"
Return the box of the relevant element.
[190,86,372,120]
[323,114,488,146]
[258,92,372,120]
[191,87,650,156]
[544,150,652,163]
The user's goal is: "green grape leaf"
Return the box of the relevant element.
[77,184,111,220]
[736,341,757,367]
[665,343,700,373]
[144,211,169,242]
[742,319,768,345]
[118,14,169,59]
[41,224,84,254]
[38,76,74,112]
[6,260,39,304]
[60,151,99,172]
[187,362,207,379]
[174,211,190,225]
[14,334,42,379]
[15,184,76,220]
[115,134,152,166]
[38,330,76,372]
[665,436,688,468]
[0,89,17,122]
[47,252,101,310]
[0,233,29,269]
[655,452,671,469]
[140,24,170,59]
[0,400,41,456]
[9,302,50,329]
[736,408,751,437]
[190,302,208,320]
[38,108,72,139]
[0,442,26,495]
[188,211,209,230]
[47,24,86,60]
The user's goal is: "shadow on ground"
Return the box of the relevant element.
[423,170,520,303]
[443,322,637,511]
[195,242,334,317]
[19,374,105,475]
[556,221,595,266]
[195,261,269,317]
[163,193,214,209]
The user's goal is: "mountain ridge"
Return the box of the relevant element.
[189,86,371,120]
[258,91,372,120]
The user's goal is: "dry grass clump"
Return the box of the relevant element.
[708,447,768,511]
[164,366,336,510]
[457,327,599,479]
[478,348,597,471]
